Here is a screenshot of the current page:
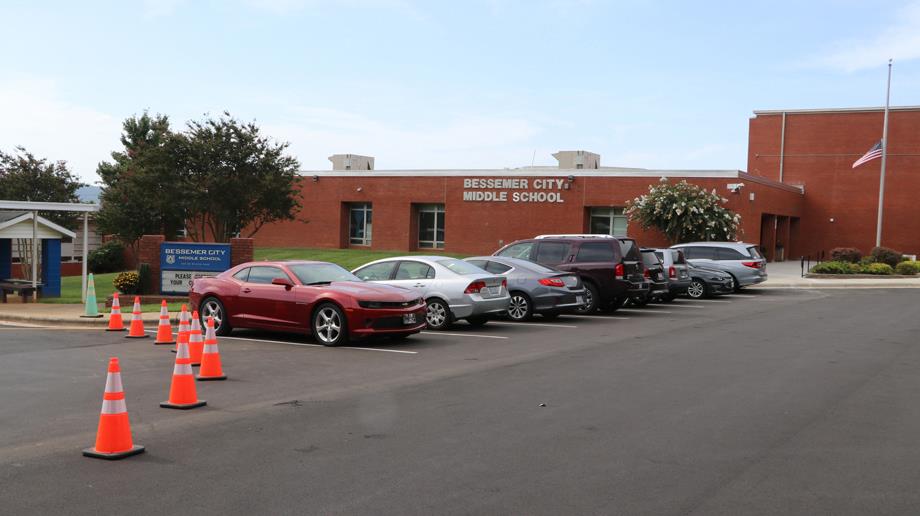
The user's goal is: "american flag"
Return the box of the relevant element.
[852,140,883,169]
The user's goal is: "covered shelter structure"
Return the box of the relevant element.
[0,201,100,301]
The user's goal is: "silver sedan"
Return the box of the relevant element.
[353,256,510,330]
[464,256,585,321]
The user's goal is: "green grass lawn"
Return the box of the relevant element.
[39,247,461,308]
[253,247,467,270]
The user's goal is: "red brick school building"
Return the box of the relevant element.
[255,106,920,261]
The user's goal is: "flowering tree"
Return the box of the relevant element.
[625,178,741,244]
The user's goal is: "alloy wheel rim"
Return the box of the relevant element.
[508,295,528,320]
[688,282,704,298]
[315,308,341,343]
[578,288,593,312]
[427,302,446,326]
[203,301,222,329]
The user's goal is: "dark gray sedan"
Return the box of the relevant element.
[464,256,586,321]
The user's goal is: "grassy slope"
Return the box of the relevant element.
[253,247,467,270]
[40,247,458,308]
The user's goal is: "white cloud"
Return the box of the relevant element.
[0,78,121,184]
[262,106,544,170]
[815,1,920,72]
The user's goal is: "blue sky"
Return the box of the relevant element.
[2,0,919,183]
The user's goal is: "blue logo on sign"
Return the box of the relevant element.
[160,242,231,272]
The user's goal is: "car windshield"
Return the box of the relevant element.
[287,263,360,285]
[437,259,485,275]
[746,246,763,259]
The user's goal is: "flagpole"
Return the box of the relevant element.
[875,59,892,247]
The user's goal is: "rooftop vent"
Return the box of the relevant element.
[328,154,375,171]
[552,150,600,170]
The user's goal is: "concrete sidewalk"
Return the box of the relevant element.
[755,260,920,288]
[0,303,180,327]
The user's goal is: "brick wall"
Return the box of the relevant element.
[138,235,165,294]
[230,238,254,265]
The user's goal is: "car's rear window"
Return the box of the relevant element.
[575,242,615,263]
[437,259,485,275]
[747,246,763,259]
[672,250,687,264]
[618,239,641,261]
[641,251,660,267]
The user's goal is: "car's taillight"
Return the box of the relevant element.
[464,280,486,294]
[501,279,507,290]
[643,268,650,279]
[538,277,565,287]
[614,263,625,280]
[741,261,761,268]
[668,266,677,278]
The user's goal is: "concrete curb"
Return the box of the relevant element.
[0,313,181,327]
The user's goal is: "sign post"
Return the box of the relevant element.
[160,242,232,295]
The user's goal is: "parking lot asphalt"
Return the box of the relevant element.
[2,288,920,515]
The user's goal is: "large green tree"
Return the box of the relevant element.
[173,112,301,242]
[0,147,85,280]
[626,178,741,244]
[95,112,186,245]
[0,147,85,226]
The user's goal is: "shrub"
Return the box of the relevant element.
[88,240,125,273]
[870,246,903,268]
[810,261,858,274]
[113,271,140,294]
[895,261,920,275]
[861,262,894,275]
[830,247,861,263]
[859,256,876,266]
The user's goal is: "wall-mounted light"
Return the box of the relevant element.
[356,187,363,192]
[567,175,575,182]
[312,175,319,182]
[749,192,755,202]
[829,217,835,223]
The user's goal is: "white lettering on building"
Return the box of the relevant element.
[461,177,567,204]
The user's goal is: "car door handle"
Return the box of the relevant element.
[413,283,425,288]
[242,288,252,293]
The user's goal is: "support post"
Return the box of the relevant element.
[82,212,89,303]
[32,211,38,301]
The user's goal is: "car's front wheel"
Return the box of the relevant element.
[425,298,452,330]
[687,280,708,299]
[200,297,231,336]
[313,303,348,346]
[507,291,533,321]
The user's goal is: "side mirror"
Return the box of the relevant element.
[271,277,294,289]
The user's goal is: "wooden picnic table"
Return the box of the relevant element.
[0,279,42,303]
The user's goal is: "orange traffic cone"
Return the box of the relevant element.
[160,335,206,410]
[171,305,190,354]
[106,293,125,332]
[198,316,227,381]
[83,357,145,459]
[125,296,148,339]
[188,312,204,366]
[154,300,175,345]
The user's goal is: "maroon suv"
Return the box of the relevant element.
[493,235,648,312]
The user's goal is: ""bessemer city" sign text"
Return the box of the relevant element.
[461,178,569,203]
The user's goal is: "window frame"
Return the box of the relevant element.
[417,204,445,249]
[588,207,628,236]
[348,202,373,246]
[245,266,290,285]
[353,261,398,281]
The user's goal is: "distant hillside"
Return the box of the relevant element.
[77,186,101,203]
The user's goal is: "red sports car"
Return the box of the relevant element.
[189,260,427,346]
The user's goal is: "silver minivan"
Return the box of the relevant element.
[669,242,767,290]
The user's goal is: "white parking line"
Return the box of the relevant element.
[727,294,758,298]
[421,331,509,340]
[489,321,578,329]
[664,304,706,308]
[682,299,732,304]
[617,309,675,314]
[144,330,417,354]
[562,314,630,321]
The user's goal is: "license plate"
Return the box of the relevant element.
[486,286,500,296]
[403,314,417,324]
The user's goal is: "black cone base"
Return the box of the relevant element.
[82,444,145,460]
[159,400,207,410]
